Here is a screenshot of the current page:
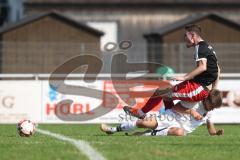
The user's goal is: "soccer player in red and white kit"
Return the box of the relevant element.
[124,24,221,119]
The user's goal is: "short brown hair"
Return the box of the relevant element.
[185,24,202,36]
[207,89,223,108]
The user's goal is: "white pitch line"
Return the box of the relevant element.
[36,128,106,160]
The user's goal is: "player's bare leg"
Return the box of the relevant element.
[167,127,185,136]
[100,117,185,136]
[136,117,158,129]
[100,117,157,135]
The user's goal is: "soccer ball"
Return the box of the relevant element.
[17,120,36,137]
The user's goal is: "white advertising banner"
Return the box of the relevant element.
[38,79,240,124]
[41,80,104,123]
[211,80,240,123]
[0,81,41,123]
[40,80,164,123]
[1,79,240,124]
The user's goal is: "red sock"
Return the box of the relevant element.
[141,95,162,113]
[163,100,174,110]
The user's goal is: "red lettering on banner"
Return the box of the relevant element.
[59,103,70,115]
[86,103,94,114]
[46,103,94,115]
[46,103,56,115]
[73,104,83,113]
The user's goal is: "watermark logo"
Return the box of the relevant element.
[49,41,170,121]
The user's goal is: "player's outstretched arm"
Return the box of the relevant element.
[172,103,203,120]
[206,119,224,136]
[174,59,207,81]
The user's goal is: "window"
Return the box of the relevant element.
[87,21,118,51]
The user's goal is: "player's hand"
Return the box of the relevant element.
[192,111,203,120]
[173,76,185,81]
[216,129,224,136]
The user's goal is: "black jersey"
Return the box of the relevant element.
[193,41,218,86]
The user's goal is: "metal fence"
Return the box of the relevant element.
[131,42,240,73]
[145,42,240,73]
[0,41,240,74]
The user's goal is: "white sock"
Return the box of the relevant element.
[118,121,137,132]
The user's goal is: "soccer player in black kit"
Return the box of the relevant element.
[124,24,221,119]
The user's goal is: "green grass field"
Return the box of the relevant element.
[0,124,240,160]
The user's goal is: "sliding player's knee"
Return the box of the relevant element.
[174,128,185,136]
[168,128,185,136]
